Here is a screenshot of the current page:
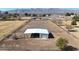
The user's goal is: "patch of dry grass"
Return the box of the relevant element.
[0,21,28,40]
[62,20,72,25]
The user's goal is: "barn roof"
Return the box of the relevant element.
[24,28,49,34]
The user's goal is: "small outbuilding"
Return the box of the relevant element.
[24,28,49,39]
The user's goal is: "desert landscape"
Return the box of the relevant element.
[0,8,79,51]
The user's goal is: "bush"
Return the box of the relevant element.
[66,25,73,30]
[56,37,68,50]
[71,13,74,15]
[42,14,46,17]
[65,13,71,16]
[71,20,77,25]
[14,33,24,40]
[73,15,79,21]
[65,13,74,16]
[25,13,29,16]
[32,14,37,17]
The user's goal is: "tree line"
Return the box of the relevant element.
[0,11,51,21]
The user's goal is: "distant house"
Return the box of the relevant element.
[24,28,49,39]
[20,17,32,20]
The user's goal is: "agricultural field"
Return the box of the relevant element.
[0,20,29,41]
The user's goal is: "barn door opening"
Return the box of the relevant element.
[30,33,40,38]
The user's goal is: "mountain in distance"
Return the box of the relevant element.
[4,8,79,14]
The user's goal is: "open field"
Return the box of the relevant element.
[0,20,29,41]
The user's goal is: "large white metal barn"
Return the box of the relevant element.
[24,28,49,39]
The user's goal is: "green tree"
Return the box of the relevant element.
[32,14,37,17]
[71,13,74,15]
[25,13,29,16]
[48,14,51,16]
[65,13,71,16]
[42,14,46,17]
[56,37,68,50]
[65,13,74,16]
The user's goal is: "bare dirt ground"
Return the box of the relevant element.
[0,20,79,51]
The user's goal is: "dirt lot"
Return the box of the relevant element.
[0,20,79,51]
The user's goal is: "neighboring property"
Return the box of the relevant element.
[24,28,49,39]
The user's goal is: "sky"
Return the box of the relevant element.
[0,8,17,11]
[0,8,79,11]
[64,8,79,10]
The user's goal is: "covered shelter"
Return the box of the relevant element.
[24,28,49,39]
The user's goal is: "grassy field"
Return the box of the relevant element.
[0,21,28,41]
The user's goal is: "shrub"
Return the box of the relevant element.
[14,33,24,40]
[65,13,71,16]
[65,13,74,16]
[66,25,73,30]
[72,15,79,21]
[71,20,77,25]
[56,37,68,50]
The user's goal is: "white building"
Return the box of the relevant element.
[20,17,32,20]
[24,28,49,39]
